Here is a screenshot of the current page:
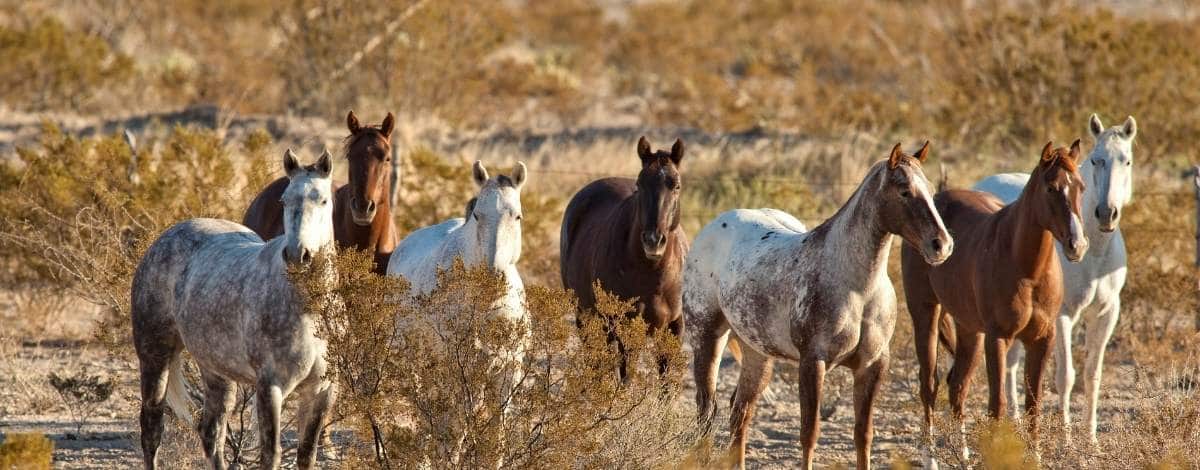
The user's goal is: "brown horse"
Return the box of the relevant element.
[559,136,688,380]
[243,111,398,273]
[901,140,1088,467]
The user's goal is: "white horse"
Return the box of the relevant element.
[132,149,337,470]
[685,143,954,470]
[973,114,1135,443]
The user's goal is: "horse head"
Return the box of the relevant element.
[344,111,395,225]
[281,148,335,266]
[879,142,953,266]
[634,136,684,262]
[1032,140,1089,262]
[467,161,527,272]
[1086,114,1136,232]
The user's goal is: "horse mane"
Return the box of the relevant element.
[341,126,391,158]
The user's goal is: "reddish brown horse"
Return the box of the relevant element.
[559,136,688,380]
[243,111,398,272]
[901,140,1088,467]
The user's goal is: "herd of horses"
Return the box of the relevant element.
[128,111,1136,469]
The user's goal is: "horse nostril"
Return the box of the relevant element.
[366,200,376,212]
[930,238,942,252]
[300,249,312,264]
[1095,207,1101,219]
[1111,208,1118,219]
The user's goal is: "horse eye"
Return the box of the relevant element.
[516,214,522,221]
[473,212,479,221]
[901,190,913,198]
[1125,160,1131,166]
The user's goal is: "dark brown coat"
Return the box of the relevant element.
[559,137,688,379]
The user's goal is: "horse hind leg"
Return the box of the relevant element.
[133,320,185,469]
[197,374,235,470]
[947,331,984,462]
[1021,330,1054,450]
[296,380,337,470]
[1005,342,1025,421]
[727,347,774,469]
[852,354,889,470]
[906,296,942,469]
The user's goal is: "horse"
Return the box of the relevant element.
[243,111,397,273]
[973,114,1135,444]
[686,142,952,470]
[132,149,337,470]
[901,140,1088,468]
[559,136,688,380]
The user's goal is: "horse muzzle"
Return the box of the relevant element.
[642,230,667,261]
[1065,236,1089,263]
[923,235,953,266]
[350,197,377,225]
[1094,206,1120,233]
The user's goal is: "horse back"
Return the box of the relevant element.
[559,177,635,292]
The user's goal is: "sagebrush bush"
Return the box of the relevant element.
[292,250,696,469]
[0,433,54,470]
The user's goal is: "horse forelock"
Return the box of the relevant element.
[342,127,391,160]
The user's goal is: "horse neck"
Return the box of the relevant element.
[813,168,893,291]
[1004,187,1058,280]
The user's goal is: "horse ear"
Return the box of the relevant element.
[637,136,653,163]
[1040,141,1056,163]
[511,162,527,189]
[315,149,333,178]
[1069,139,1083,163]
[381,112,396,139]
[914,140,931,163]
[283,149,301,179]
[1088,113,1104,138]
[1121,115,1137,140]
[347,111,361,134]
[888,142,903,169]
[472,161,489,187]
[670,139,685,165]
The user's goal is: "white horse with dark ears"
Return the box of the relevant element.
[131,149,338,470]
[974,113,1135,443]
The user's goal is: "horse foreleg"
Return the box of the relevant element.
[296,380,337,470]
[727,348,773,469]
[853,355,888,470]
[1053,312,1078,441]
[1005,342,1024,421]
[1083,298,1119,444]
[797,359,827,470]
[255,378,284,470]
[1023,333,1053,447]
[137,359,171,470]
[984,334,1012,419]
[198,375,235,470]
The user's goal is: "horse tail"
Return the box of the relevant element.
[727,336,743,366]
[936,162,950,193]
[165,356,195,427]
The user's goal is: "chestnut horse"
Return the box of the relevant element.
[559,136,688,380]
[686,143,953,469]
[243,111,398,272]
[901,141,1088,468]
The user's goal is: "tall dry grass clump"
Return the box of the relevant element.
[292,250,696,469]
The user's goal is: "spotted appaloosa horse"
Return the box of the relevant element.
[132,149,337,470]
[244,111,397,272]
[902,141,1089,468]
[974,114,1135,444]
[559,136,688,380]
[686,143,953,470]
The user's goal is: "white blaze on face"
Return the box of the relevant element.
[470,183,523,271]
[283,171,335,258]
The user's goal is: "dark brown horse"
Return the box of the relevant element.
[243,111,398,272]
[559,136,688,380]
[901,140,1088,466]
